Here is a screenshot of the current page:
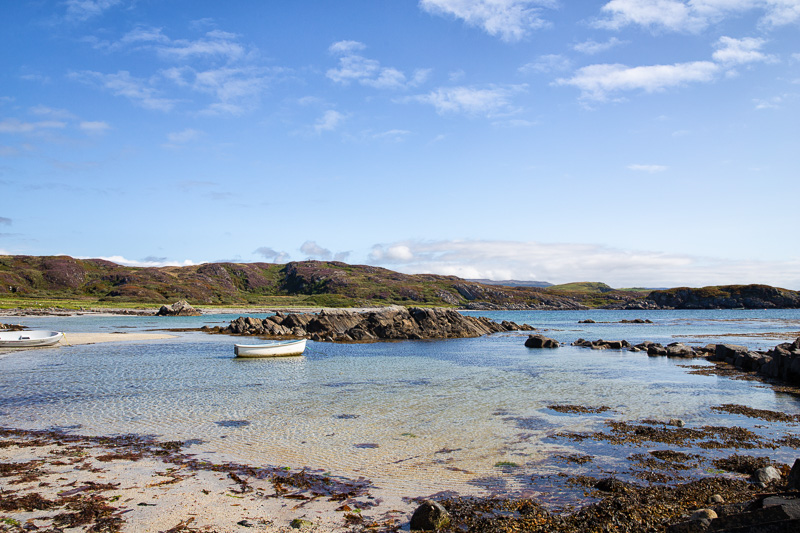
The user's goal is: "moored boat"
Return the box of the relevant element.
[234,338,307,358]
[0,330,64,348]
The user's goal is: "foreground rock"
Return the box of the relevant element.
[222,306,533,342]
[155,300,202,316]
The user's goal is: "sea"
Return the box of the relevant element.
[1,308,799,504]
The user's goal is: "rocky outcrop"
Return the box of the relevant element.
[155,300,202,316]
[648,285,800,309]
[223,306,533,342]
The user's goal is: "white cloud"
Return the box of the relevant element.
[595,0,800,33]
[367,239,800,288]
[628,163,668,172]
[556,61,719,101]
[326,40,430,89]
[712,36,776,65]
[411,85,526,116]
[419,0,556,42]
[314,110,346,134]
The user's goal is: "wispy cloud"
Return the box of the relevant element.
[519,54,572,74]
[79,121,111,135]
[0,118,67,133]
[327,40,430,89]
[410,84,527,116]
[64,0,123,22]
[69,70,176,111]
[368,239,800,288]
[254,247,290,263]
[314,110,346,134]
[628,163,668,173]
[573,37,626,55]
[0,217,11,226]
[419,0,556,42]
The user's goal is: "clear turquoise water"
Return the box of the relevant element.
[1,309,799,500]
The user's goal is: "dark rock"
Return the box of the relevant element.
[410,499,450,531]
[525,334,559,348]
[155,300,202,316]
[787,459,800,491]
[572,338,630,350]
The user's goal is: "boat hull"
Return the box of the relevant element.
[234,339,307,358]
[0,330,64,348]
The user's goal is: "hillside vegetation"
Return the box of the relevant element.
[0,255,797,310]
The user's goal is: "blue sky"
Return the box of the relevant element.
[1,0,799,288]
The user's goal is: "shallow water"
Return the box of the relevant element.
[1,309,799,500]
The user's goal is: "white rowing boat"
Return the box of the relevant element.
[0,330,64,348]
[234,338,307,358]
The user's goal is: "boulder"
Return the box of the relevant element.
[525,334,559,348]
[410,499,450,531]
[155,300,202,316]
[751,466,781,486]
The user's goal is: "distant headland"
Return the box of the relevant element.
[1,254,799,311]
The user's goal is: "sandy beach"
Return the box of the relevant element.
[0,332,177,356]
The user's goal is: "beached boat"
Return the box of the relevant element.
[0,330,64,348]
[234,339,307,358]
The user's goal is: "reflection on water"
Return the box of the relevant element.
[1,309,799,498]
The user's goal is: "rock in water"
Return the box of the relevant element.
[524,334,559,348]
[410,499,450,531]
